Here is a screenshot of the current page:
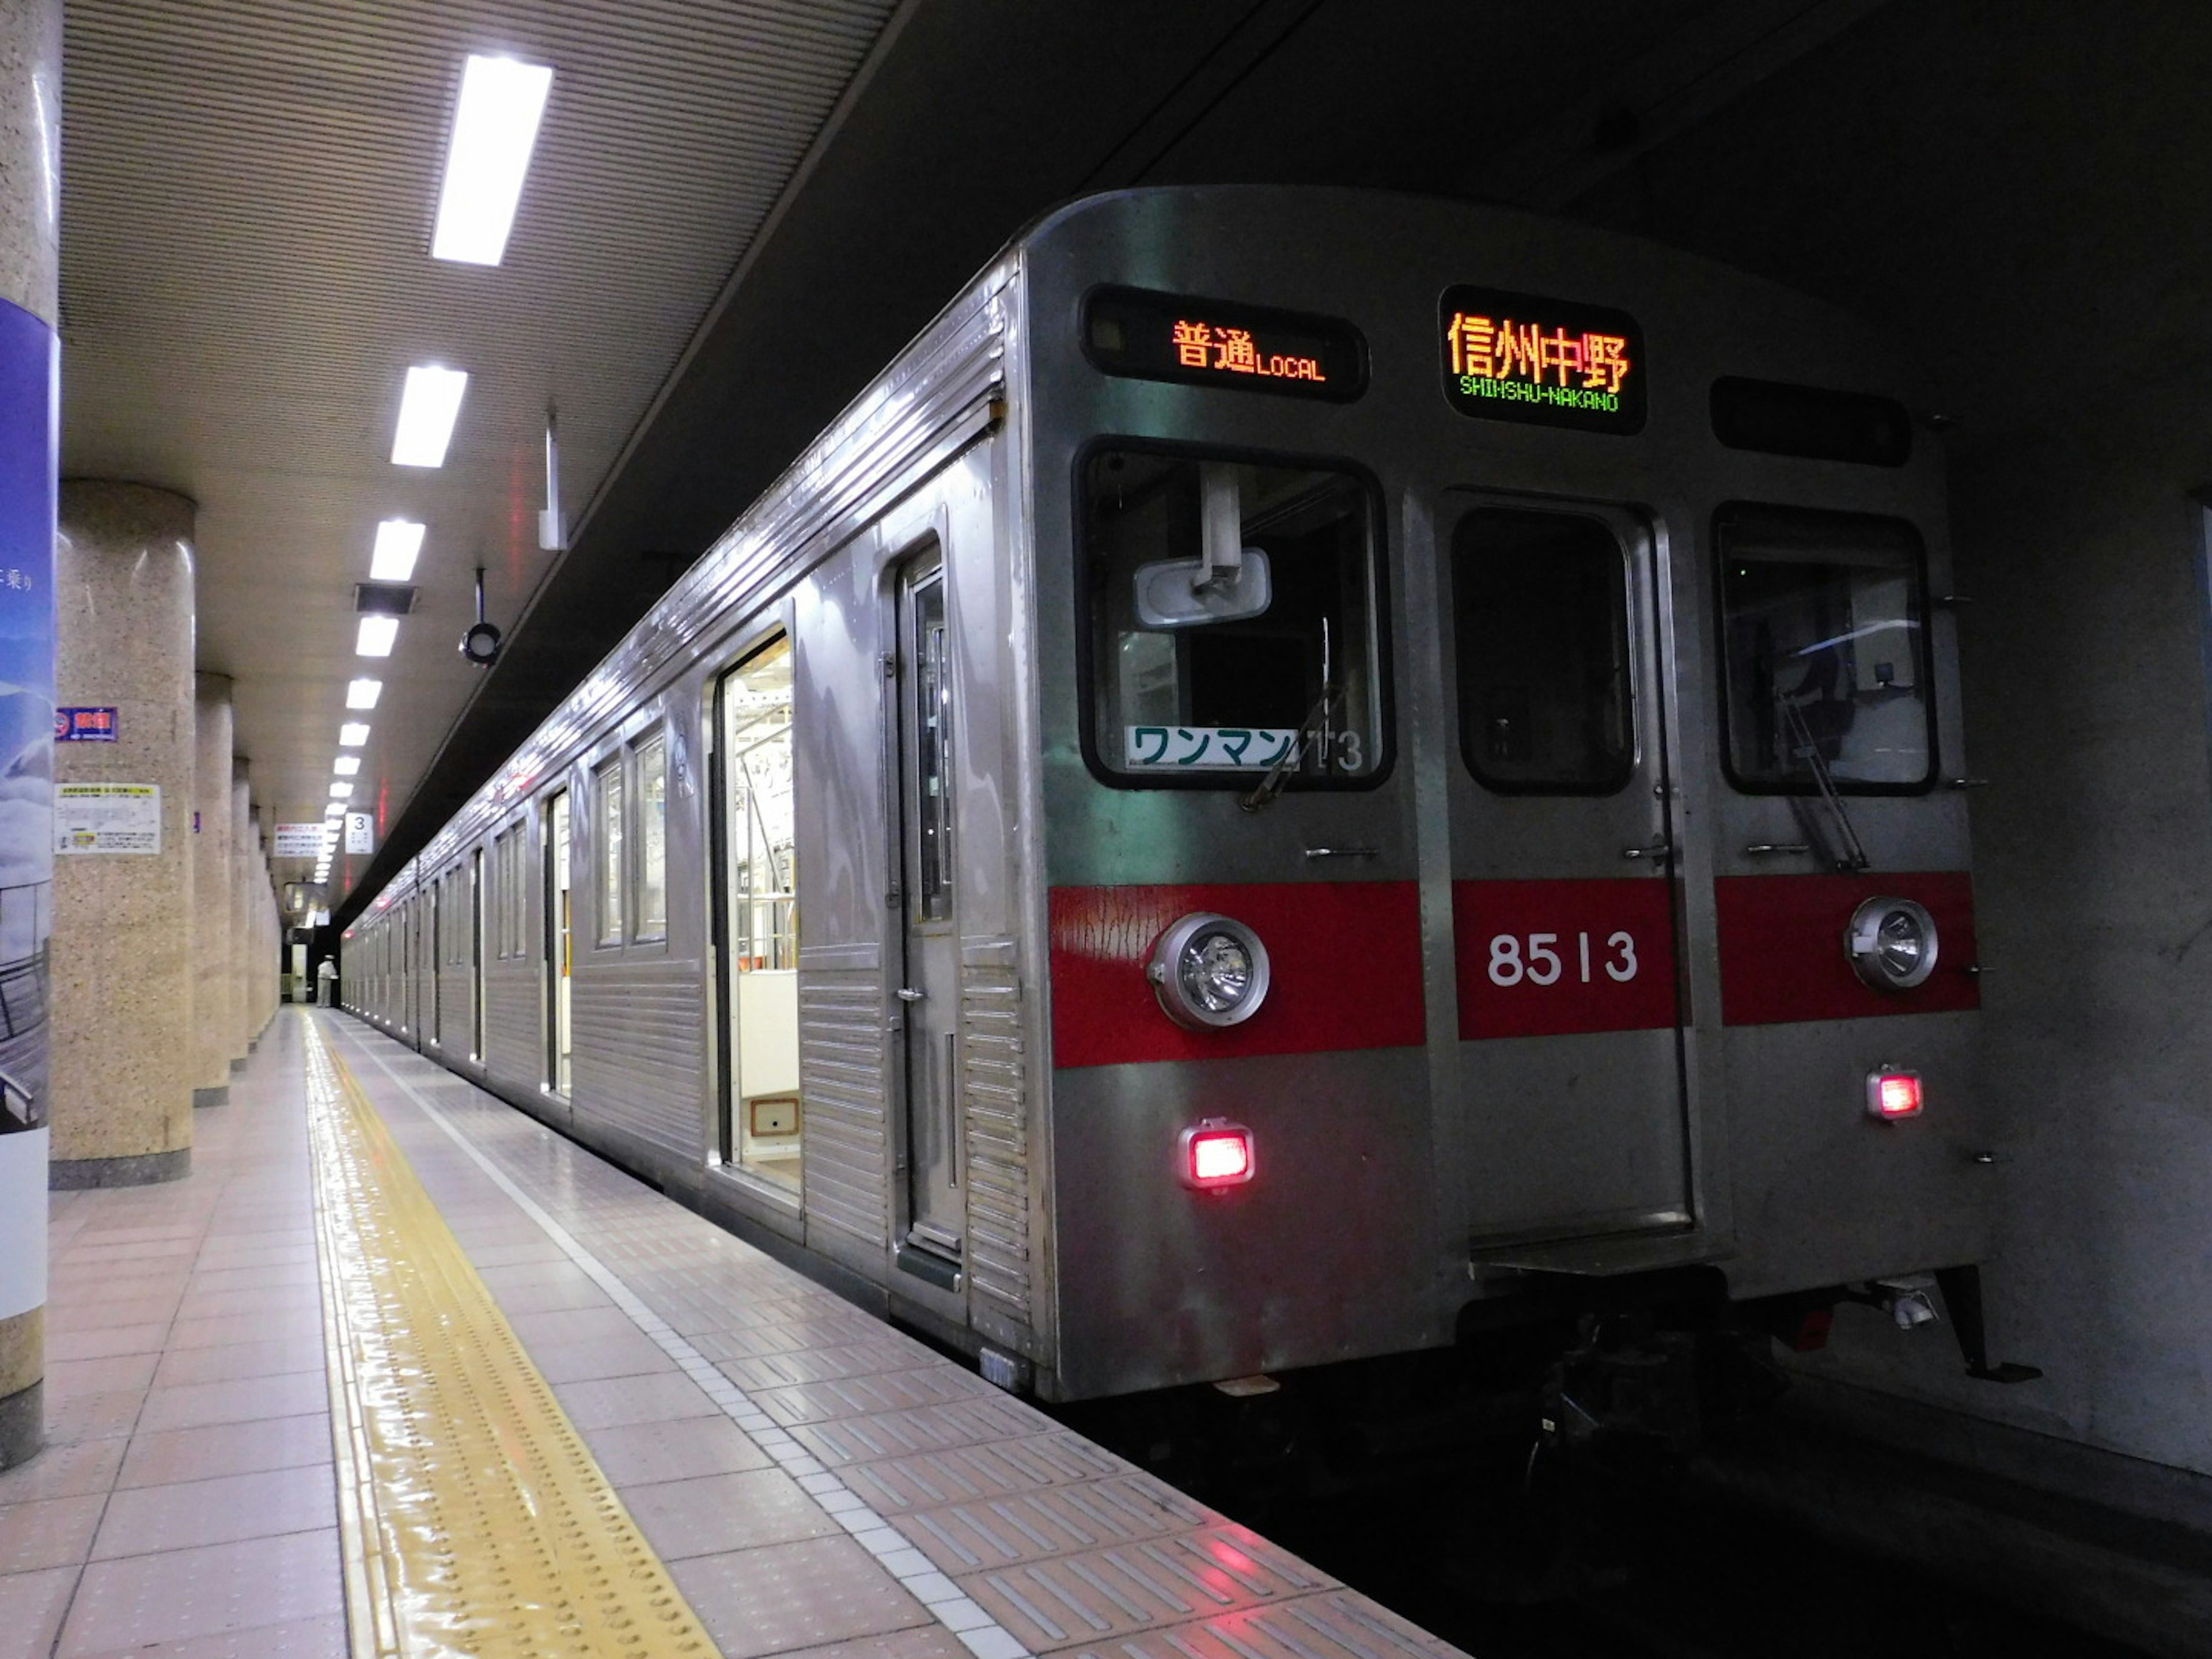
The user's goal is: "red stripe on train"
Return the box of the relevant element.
[1714,871,1980,1025]
[1454,878,1678,1039]
[1048,881,1425,1069]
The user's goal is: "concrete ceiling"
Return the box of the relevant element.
[58,0,2188,929]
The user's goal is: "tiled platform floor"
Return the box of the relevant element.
[0,1016,344,1659]
[0,1010,1467,1659]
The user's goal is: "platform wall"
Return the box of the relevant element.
[1577,0,2212,1482]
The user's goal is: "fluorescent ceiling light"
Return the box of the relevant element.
[431,55,554,266]
[356,616,399,657]
[370,519,425,581]
[391,365,468,467]
[334,756,361,777]
[347,678,382,709]
[330,782,355,800]
[339,723,370,747]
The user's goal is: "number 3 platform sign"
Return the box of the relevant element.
[1453,878,1677,1039]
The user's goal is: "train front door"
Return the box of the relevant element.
[893,547,963,1281]
[1446,500,1692,1247]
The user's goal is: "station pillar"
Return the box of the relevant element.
[49,483,195,1189]
[228,764,250,1065]
[0,0,65,1472]
[250,810,272,1032]
[191,674,233,1105]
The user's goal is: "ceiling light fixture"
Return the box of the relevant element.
[431,55,554,267]
[330,782,354,800]
[347,678,383,709]
[356,616,399,657]
[392,365,468,467]
[334,756,361,777]
[370,519,426,581]
[339,723,370,747]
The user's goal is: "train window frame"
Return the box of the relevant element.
[593,753,626,945]
[1073,437,1395,794]
[632,727,670,945]
[1450,504,1639,797]
[1713,501,1939,797]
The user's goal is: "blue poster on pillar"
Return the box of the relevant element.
[0,297,56,1137]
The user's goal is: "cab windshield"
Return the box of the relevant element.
[1084,448,1384,786]
[1717,505,1933,791]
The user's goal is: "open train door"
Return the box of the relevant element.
[1445,498,1694,1257]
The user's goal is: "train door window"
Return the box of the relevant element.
[594,757,624,944]
[546,790,573,1094]
[470,846,485,1062]
[717,636,800,1190]
[1084,448,1385,785]
[1454,508,1634,793]
[429,879,444,1047]
[896,551,963,1267]
[1716,505,1933,791]
[634,731,668,942]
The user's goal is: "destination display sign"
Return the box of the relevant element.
[1440,285,1645,434]
[1084,286,1365,403]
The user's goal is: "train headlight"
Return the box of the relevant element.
[1845,896,1938,991]
[1148,912,1272,1029]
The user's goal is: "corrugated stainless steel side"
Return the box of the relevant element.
[483,959,541,1088]
[797,968,891,1261]
[388,266,1010,882]
[961,956,1034,1344]
[569,959,707,1161]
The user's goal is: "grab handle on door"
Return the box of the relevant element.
[1744,843,1813,857]
[895,987,926,1002]
[1622,840,1672,862]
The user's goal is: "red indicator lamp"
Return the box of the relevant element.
[1180,1118,1256,1190]
[1866,1066,1925,1121]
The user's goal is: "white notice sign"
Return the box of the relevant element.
[274,822,326,858]
[56,782,161,854]
[345,812,374,855]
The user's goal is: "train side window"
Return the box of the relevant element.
[1083,447,1385,786]
[634,731,668,942]
[594,755,625,944]
[1453,508,1633,794]
[1716,503,1934,791]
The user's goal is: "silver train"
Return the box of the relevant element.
[344,187,2003,1408]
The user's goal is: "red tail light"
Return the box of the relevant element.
[1181,1119,1255,1190]
[1867,1067,1924,1120]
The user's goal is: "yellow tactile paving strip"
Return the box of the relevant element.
[304,1018,720,1659]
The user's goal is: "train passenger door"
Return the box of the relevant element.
[893,548,963,1279]
[714,635,802,1189]
[469,847,485,1063]
[544,790,572,1093]
[1448,500,1691,1249]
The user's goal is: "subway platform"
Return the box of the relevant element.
[0,1009,1469,1659]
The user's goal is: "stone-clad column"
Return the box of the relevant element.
[249,810,270,1036]
[0,0,67,1468]
[190,674,232,1106]
[228,765,249,1067]
[49,483,195,1189]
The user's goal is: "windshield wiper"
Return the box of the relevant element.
[1240,686,1338,813]
[1777,694,1870,870]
